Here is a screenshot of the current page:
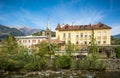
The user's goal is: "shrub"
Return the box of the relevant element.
[115,47,120,58]
[53,55,72,70]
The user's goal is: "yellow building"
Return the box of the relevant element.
[55,22,111,46]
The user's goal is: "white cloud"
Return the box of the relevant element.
[50,3,104,26]
[0,0,107,31]
[111,26,120,35]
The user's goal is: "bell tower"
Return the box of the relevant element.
[46,17,51,39]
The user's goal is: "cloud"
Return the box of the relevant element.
[50,2,104,26]
[0,8,47,29]
[0,0,105,31]
[111,26,120,35]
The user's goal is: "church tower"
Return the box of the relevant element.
[46,17,51,39]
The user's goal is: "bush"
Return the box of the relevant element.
[24,56,48,71]
[71,59,106,70]
[53,55,72,70]
[115,47,120,58]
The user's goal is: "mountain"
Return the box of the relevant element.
[18,26,41,35]
[113,34,120,39]
[0,24,25,40]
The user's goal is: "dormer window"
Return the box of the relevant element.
[80,26,84,29]
[65,26,68,30]
[99,25,103,28]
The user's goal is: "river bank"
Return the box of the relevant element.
[1,69,120,78]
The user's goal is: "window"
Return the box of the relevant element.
[89,42,91,44]
[98,41,100,44]
[47,33,49,35]
[80,41,83,44]
[85,32,87,37]
[32,40,36,43]
[63,33,66,38]
[98,32,101,36]
[38,40,40,43]
[89,33,91,37]
[76,41,79,45]
[68,33,71,38]
[103,31,106,36]
[76,34,79,38]
[85,41,87,44]
[89,35,91,37]
[28,40,30,43]
[103,41,106,44]
[85,35,87,37]
[80,33,83,37]
[23,40,27,43]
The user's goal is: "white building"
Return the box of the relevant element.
[15,35,47,48]
[15,18,52,49]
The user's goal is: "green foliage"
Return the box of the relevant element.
[72,59,106,70]
[24,55,49,71]
[0,36,29,71]
[37,41,50,57]
[111,36,120,45]
[32,30,56,37]
[1,36,18,53]
[32,31,42,36]
[65,41,76,56]
[90,29,99,61]
[53,55,72,70]
[0,35,107,72]
[51,31,56,37]
[115,47,120,58]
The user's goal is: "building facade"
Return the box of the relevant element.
[15,36,47,48]
[15,18,63,49]
[55,22,112,46]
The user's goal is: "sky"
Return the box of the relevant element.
[0,0,120,35]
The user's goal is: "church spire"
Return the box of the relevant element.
[46,16,51,30]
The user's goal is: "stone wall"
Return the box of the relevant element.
[100,59,120,71]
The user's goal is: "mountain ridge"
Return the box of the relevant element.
[113,34,120,39]
[0,24,25,40]
[16,26,41,35]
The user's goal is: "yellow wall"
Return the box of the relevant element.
[56,29,111,46]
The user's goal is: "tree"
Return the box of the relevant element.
[65,41,76,56]
[1,36,18,53]
[111,36,120,45]
[90,29,99,61]
[36,41,50,58]
[0,36,19,71]
[115,47,120,58]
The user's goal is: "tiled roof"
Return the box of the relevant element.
[49,39,65,44]
[55,22,111,31]
[43,39,65,44]
[55,23,61,30]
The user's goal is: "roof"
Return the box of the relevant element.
[42,39,65,44]
[15,35,47,39]
[55,23,61,30]
[55,22,112,31]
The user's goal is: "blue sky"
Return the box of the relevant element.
[0,0,120,35]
